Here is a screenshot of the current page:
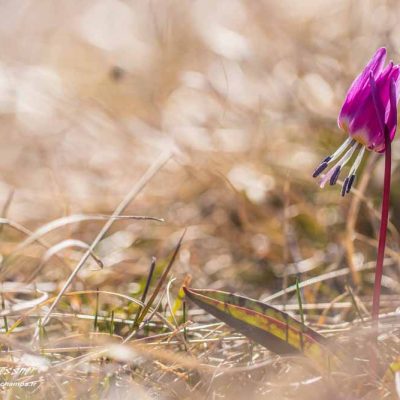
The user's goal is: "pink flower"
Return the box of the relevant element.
[313,48,400,195]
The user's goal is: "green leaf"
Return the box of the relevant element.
[184,287,341,371]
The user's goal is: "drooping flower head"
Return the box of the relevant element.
[313,48,400,195]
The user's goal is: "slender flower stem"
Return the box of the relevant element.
[371,125,391,324]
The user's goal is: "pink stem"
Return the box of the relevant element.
[371,125,391,323]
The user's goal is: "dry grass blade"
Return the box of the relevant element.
[36,150,171,333]
[0,218,78,281]
[13,213,164,256]
[0,218,51,250]
[0,188,14,235]
[0,290,48,317]
[26,239,103,283]
[12,290,174,342]
[262,260,386,303]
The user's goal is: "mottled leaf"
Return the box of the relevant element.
[184,287,341,371]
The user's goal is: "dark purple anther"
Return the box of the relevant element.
[347,174,356,193]
[329,166,341,185]
[312,162,329,178]
[341,177,349,196]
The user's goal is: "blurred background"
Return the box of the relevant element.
[1,1,400,398]
[0,0,399,289]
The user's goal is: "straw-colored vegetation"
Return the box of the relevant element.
[1,1,400,399]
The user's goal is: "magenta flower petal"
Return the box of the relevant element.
[338,47,387,130]
[387,78,398,141]
[369,73,386,138]
[348,64,400,152]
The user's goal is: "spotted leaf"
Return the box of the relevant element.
[184,287,342,371]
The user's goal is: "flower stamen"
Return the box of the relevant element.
[341,146,366,196]
[347,174,356,193]
[330,165,341,185]
[312,161,329,177]
[312,137,354,178]
[341,177,350,196]
[319,141,358,188]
